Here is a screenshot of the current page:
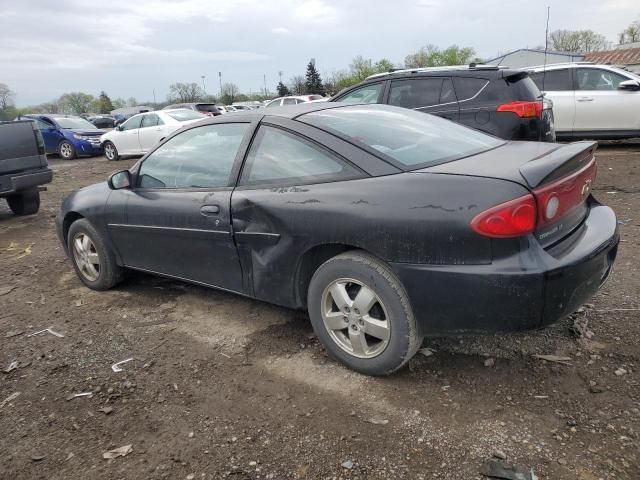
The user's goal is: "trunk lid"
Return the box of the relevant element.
[421,140,598,247]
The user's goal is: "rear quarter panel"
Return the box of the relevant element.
[231,172,529,308]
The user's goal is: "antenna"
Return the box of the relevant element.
[542,6,550,94]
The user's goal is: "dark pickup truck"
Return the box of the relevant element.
[0,120,53,215]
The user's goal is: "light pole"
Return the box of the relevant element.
[218,72,222,98]
[263,73,267,97]
[201,75,206,95]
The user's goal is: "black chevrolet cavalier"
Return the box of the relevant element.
[56,103,619,375]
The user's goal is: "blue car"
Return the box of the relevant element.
[19,114,105,160]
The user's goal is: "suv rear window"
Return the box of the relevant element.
[477,74,540,102]
[452,77,488,101]
[301,104,504,169]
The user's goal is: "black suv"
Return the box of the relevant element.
[331,65,555,142]
[0,120,52,215]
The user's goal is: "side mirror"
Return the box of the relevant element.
[618,79,640,91]
[116,124,124,131]
[108,170,131,190]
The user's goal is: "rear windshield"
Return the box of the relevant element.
[300,104,504,169]
[195,103,219,113]
[53,117,98,130]
[166,109,205,121]
[478,74,541,102]
[308,95,324,100]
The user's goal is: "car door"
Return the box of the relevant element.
[116,115,143,154]
[137,113,165,152]
[230,120,366,305]
[34,117,62,154]
[530,68,575,134]
[106,122,252,291]
[573,67,640,132]
[386,77,459,121]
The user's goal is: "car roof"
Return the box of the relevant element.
[364,64,515,81]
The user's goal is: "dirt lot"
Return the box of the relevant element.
[1,145,639,480]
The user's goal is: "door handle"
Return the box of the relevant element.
[200,205,220,215]
[577,97,594,102]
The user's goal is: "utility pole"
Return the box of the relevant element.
[263,73,267,96]
[278,70,283,83]
[201,75,206,95]
[218,72,222,98]
[152,89,156,104]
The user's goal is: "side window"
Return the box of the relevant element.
[452,77,488,101]
[530,69,572,91]
[239,126,361,186]
[576,68,627,91]
[337,83,383,104]
[265,99,281,108]
[137,123,248,189]
[283,98,297,105]
[141,114,161,128]
[35,118,54,130]
[121,116,143,131]
[389,78,444,108]
[440,78,456,103]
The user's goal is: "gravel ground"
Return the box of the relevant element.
[0,145,638,479]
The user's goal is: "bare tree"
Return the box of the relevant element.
[289,75,306,95]
[220,83,239,104]
[619,20,640,44]
[0,83,15,110]
[168,82,204,103]
[549,29,609,53]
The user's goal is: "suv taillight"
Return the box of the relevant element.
[496,100,543,118]
[470,194,537,238]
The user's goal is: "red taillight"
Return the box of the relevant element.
[496,100,543,118]
[471,194,537,238]
[533,156,597,227]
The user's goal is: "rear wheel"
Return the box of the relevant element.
[6,189,40,216]
[59,141,76,160]
[103,141,119,161]
[307,251,420,375]
[67,219,123,290]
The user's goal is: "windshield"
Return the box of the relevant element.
[166,109,206,121]
[300,104,504,169]
[54,116,98,130]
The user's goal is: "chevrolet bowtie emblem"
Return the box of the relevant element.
[581,179,592,197]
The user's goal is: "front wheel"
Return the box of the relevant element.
[67,219,123,290]
[58,140,76,160]
[307,251,421,376]
[6,189,40,216]
[103,141,119,161]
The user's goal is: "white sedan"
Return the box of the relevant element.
[100,109,205,160]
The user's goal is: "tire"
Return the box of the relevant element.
[59,140,76,160]
[307,251,421,376]
[6,189,40,216]
[67,218,123,290]
[103,141,119,161]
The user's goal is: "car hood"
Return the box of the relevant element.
[66,129,105,136]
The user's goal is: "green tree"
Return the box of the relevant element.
[111,98,127,109]
[59,92,95,115]
[405,45,475,68]
[96,91,114,113]
[305,59,324,95]
[276,81,291,97]
[168,82,203,103]
[549,29,609,53]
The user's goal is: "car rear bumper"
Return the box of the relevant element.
[0,167,53,197]
[390,200,619,335]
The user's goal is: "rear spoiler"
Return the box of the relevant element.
[519,141,597,188]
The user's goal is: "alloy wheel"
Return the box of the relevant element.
[60,142,73,159]
[72,233,100,282]
[104,143,115,160]
[321,278,390,359]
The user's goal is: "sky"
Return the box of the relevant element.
[1,0,638,106]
